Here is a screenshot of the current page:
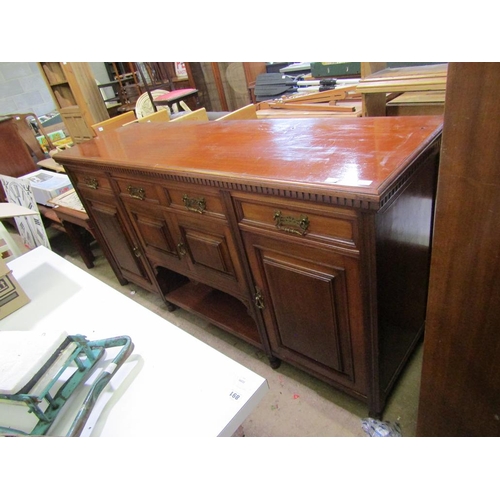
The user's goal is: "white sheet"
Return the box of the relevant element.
[0,330,68,395]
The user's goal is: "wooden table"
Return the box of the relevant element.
[38,201,96,269]
[51,203,95,268]
[0,246,269,437]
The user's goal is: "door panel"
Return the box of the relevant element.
[171,212,247,298]
[127,205,180,265]
[263,254,347,372]
[183,228,234,276]
[243,231,366,391]
[87,197,154,290]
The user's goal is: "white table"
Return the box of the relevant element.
[0,246,268,436]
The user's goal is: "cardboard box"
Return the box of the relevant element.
[0,204,38,262]
[0,258,30,319]
[20,170,73,206]
[36,129,66,153]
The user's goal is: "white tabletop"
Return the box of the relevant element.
[0,246,268,437]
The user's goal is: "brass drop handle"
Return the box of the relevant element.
[273,210,310,236]
[84,177,98,189]
[254,287,265,310]
[182,194,206,214]
[127,185,146,200]
[177,242,187,256]
[132,247,141,257]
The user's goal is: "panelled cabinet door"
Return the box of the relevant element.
[111,174,188,275]
[85,196,155,291]
[59,108,94,144]
[169,211,248,300]
[243,231,367,395]
[124,202,186,274]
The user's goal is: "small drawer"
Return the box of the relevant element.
[72,169,112,193]
[236,197,358,248]
[113,176,164,205]
[166,186,226,218]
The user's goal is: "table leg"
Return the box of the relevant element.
[61,221,95,269]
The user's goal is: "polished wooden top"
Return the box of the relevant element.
[56,116,442,203]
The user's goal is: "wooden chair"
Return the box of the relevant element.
[91,111,136,136]
[215,104,257,121]
[6,113,55,160]
[116,83,142,114]
[170,108,209,123]
[137,109,170,123]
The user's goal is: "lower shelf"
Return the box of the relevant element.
[165,281,262,347]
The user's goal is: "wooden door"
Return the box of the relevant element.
[123,202,185,275]
[417,63,500,436]
[85,195,155,292]
[60,107,94,143]
[170,211,248,300]
[243,230,367,396]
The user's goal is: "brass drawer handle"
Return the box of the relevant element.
[177,242,187,256]
[182,194,206,214]
[84,177,98,189]
[273,210,309,236]
[127,185,146,200]
[132,246,141,258]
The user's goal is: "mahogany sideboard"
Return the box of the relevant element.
[55,116,443,417]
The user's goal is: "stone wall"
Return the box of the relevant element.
[0,62,55,117]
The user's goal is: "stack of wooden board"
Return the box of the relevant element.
[357,64,448,93]
[357,63,448,116]
[256,85,362,118]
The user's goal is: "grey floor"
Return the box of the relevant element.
[11,228,424,437]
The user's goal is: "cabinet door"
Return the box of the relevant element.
[123,201,187,275]
[69,168,155,290]
[85,195,156,291]
[243,231,366,394]
[60,107,94,143]
[171,211,248,299]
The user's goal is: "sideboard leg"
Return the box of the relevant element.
[268,356,281,369]
[368,409,382,420]
[165,301,178,312]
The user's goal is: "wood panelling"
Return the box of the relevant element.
[417,63,500,436]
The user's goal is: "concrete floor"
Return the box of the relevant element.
[11,228,424,437]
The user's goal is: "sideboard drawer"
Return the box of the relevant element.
[72,168,112,194]
[165,185,227,219]
[113,176,165,205]
[234,195,359,249]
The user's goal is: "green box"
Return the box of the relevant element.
[310,62,361,78]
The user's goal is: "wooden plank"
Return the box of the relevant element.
[417,63,500,437]
[359,76,447,93]
[280,86,356,103]
[166,281,261,345]
[361,64,448,82]
[357,64,448,93]
[211,62,229,111]
[387,91,446,105]
[257,108,362,118]
[269,102,356,112]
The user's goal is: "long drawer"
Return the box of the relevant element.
[233,193,360,251]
